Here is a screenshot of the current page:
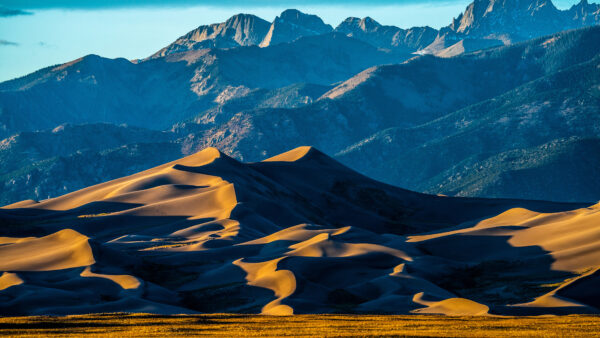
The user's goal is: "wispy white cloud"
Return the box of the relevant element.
[0,39,19,46]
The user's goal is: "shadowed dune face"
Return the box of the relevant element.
[0,146,597,316]
[234,258,296,315]
[409,204,600,273]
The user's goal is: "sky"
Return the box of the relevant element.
[0,0,585,82]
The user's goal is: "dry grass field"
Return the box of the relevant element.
[0,314,599,337]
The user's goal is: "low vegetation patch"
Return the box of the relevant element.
[0,313,599,337]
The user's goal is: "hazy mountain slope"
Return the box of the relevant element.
[0,147,593,316]
[0,55,195,137]
[181,83,333,126]
[335,51,600,201]
[0,33,400,138]
[172,32,396,99]
[0,124,174,174]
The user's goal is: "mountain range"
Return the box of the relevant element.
[1,147,597,315]
[1,0,599,204]
[151,0,600,57]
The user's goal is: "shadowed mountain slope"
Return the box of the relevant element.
[336,49,600,201]
[0,147,595,316]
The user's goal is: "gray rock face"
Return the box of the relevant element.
[449,0,563,40]
[259,9,333,47]
[335,17,437,53]
[152,9,335,57]
[151,14,271,58]
[422,0,600,55]
[568,0,600,25]
[152,9,336,58]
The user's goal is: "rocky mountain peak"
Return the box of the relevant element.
[259,9,333,47]
[336,16,381,33]
[150,13,270,58]
[277,9,333,33]
[444,0,600,42]
[221,13,271,45]
[359,17,381,31]
[568,0,600,23]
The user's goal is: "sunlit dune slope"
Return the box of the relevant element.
[0,146,596,316]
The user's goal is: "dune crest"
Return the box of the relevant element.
[412,292,490,316]
[80,267,141,290]
[240,224,352,245]
[263,146,313,162]
[286,234,412,260]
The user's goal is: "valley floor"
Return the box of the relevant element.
[1,313,599,337]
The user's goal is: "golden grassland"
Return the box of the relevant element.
[0,314,599,337]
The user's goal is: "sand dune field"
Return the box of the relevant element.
[0,147,596,316]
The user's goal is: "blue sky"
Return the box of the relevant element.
[0,0,584,82]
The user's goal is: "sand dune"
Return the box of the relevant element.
[0,146,596,315]
[234,258,296,315]
[409,204,600,273]
[0,229,94,271]
[0,272,23,291]
[412,292,490,315]
[80,266,141,290]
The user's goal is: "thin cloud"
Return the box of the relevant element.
[0,39,19,46]
[38,41,57,48]
[0,0,456,10]
[0,6,33,17]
